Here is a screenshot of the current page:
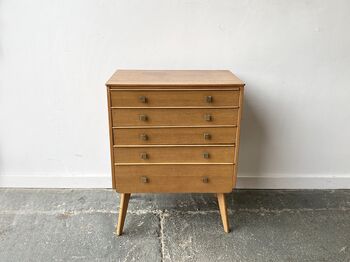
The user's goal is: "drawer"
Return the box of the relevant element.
[114,146,235,163]
[114,164,234,193]
[111,108,238,126]
[110,90,240,107]
[113,127,236,145]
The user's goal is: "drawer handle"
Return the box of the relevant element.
[141,176,149,183]
[139,114,148,121]
[204,114,212,121]
[202,176,209,183]
[140,152,148,160]
[139,96,148,103]
[203,152,210,159]
[203,133,211,140]
[140,134,148,141]
[205,96,213,103]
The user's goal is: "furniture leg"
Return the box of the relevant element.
[116,193,130,236]
[217,193,230,233]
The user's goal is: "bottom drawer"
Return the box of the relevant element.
[114,164,234,193]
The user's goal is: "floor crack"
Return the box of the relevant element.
[158,210,167,262]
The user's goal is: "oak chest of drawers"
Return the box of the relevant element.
[106,70,244,235]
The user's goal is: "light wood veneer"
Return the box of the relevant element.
[106,70,244,235]
[113,145,235,163]
[111,108,238,126]
[110,90,240,107]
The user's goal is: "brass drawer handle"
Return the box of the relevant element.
[204,114,212,121]
[139,96,148,103]
[203,152,210,159]
[141,176,149,183]
[139,114,148,121]
[202,176,209,183]
[140,134,148,141]
[205,96,213,103]
[203,133,211,140]
[140,152,148,160]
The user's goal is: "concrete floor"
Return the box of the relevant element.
[0,189,349,262]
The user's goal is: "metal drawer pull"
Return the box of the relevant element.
[141,176,149,183]
[206,96,213,103]
[202,176,209,183]
[139,114,148,121]
[139,96,147,103]
[203,152,210,159]
[204,114,212,121]
[203,133,211,140]
[140,152,148,160]
[140,134,148,141]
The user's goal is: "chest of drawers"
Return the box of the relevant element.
[106,70,244,235]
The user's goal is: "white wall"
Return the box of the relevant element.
[1,0,350,188]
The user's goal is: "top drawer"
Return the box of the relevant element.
[110,90,240,107]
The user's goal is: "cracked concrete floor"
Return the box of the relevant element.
[0,189,349,261]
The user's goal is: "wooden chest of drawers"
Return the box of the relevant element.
[106,70,244,235]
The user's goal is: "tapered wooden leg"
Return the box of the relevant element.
[116,193,130,236]
[217,193,230,233]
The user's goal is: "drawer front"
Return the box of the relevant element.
[114,165,234,193]
[110,90,240,107]
[112,108,238,127]
[114,146,235,163]
[113,127,236,145]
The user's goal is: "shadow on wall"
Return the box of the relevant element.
[0,146,3,185]
[238,97,266,178]
[0,0,2,60]
[0,1,3,184]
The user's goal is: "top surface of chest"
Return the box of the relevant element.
[106,70,244,87]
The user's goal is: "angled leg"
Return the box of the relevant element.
[217,193,230,233]
[116,193,130,236]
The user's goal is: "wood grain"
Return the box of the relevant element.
[106,70,244,87]
[110,90,240,107]
[106,69,244,233]
[113,127,237,145]
[106,87,116,189]
[114,164,234,193]
[233,86,244,187]
[112,108,238,127]
[217,193,230,233]
[114,146,235,163]
[116,193,130,235]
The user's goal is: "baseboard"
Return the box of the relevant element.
[0,174,112,188]
[236,176,350,189]
[0,174,349,189]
